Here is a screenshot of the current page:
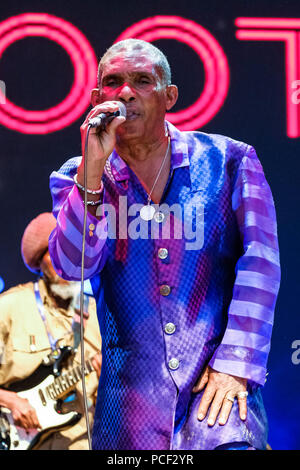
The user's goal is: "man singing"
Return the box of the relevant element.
[48,39,280,450]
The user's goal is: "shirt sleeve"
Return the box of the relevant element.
[208,145,281,386]
[48,164,108,281]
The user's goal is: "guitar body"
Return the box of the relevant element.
[1,347,82,450]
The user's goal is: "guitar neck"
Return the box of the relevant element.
[45,358,94,401]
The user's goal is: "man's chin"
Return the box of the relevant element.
[117,120,144,140]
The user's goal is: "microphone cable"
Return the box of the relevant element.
[79,105,125,450]
[79,123,93,450]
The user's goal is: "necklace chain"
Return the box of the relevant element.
[146,136,170,205]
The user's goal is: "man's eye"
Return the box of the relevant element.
[103,78,119,87]
[138,77,150,84]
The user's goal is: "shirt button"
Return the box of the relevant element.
[158,248,168,260]
[89,223,95,231]
[164,322,176,335]
[168,358,179,370]
[160,284,171,296]
[154,211,165,223]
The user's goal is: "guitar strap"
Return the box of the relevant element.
[34,281,89,352]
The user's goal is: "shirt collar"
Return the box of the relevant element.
[107,120,190,182]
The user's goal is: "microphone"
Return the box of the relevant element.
[88,101,127,129]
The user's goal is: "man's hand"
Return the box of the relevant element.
[9,395,41,430]
[192,365,248,426]
[76,100,126,216]
[78,100,126,182]
[91,351,102,379]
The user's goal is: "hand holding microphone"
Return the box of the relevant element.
[80,100,127,164]
[88,101,127,129]
[77,101,126,201]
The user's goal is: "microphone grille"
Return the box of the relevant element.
[117,101,127,119]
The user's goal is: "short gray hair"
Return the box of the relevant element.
[97,39,172,88]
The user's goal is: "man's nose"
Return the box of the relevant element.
[118,82,136,102]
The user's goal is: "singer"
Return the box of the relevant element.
[48,39,280,450]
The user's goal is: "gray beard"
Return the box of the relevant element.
[49,282,81,301]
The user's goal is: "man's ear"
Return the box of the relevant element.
[91,88,101,107]
[165,84,178,112]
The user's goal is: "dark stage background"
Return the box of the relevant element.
[0,0,299,450]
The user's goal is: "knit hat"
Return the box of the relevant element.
[21,212,57,274]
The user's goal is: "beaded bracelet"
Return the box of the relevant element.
[74,173,103,195]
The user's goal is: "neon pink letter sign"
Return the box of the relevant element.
[0,14,229,134]
[0,13,98,134]
[1,14,299,136]
[236,17,300,138]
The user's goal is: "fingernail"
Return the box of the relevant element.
[219,419,225,425]
[241,414,246,420]
[198,413,204,420]
[207,418,214,426]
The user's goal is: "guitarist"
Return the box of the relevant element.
[0,212,102,450]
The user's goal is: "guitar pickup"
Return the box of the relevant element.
[38,389,47,406]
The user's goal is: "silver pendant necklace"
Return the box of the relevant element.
[140,136,170,221]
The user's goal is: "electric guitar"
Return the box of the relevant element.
[0,346,95,450]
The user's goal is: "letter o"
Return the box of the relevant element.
[115,15,230,130]
[0,13,97,134]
